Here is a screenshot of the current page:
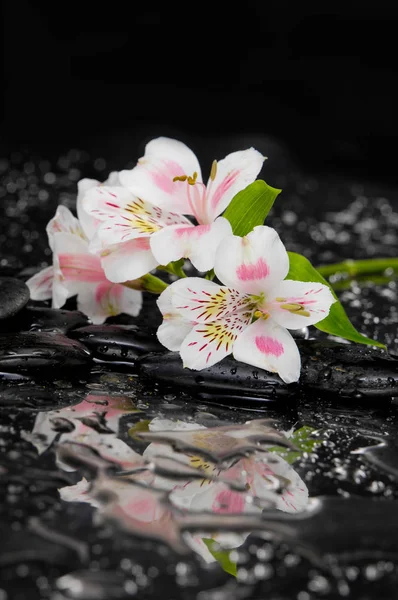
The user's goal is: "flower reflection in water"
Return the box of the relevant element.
[28,395,309,565]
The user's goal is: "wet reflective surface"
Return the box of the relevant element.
[1,138,398,599]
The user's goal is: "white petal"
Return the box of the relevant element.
[26,266,54,300]
[156,280,196,350]
[157,318,194,351]
[214,225,289,295]
[150,218,232,272]
[233,318,301,383]
[119,137,203,214]
[99,238,159,283]
[46,206,86,250]
[204,148,265,222]
[266,279,336,329]
[76,282,142,324]
[76,178,103,240]
[169,277,249,324]
[180,311,251,370]
[82,185,139,221]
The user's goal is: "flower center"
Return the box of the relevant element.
[173,171,198,185]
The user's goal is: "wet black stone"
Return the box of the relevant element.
[299,339,398,397]
[137,340,398,401]
[1,305,90,334]
[69,324,165,364]
[0,277,30,321]
[0,332,92,373]
[137,352,297,401]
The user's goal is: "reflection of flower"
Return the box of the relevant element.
[81,137,264,277]
[26,179,142,324]
[157,225,335,382]
[30,407,308,566]
[27,394,144,471]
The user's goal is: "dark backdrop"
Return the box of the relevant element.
[2,2,398,180]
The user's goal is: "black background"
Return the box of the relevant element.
[2,2,398,181]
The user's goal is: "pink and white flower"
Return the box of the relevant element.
[26,196,142,323]
[81,137,264,279]
[156,225,336,383]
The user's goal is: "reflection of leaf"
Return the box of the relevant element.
[268,426,321,464]
[128,420,151,441]
[202,538,237,576]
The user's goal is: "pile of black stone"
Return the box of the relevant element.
[1,275,398,405]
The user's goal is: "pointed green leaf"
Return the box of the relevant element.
[222,180,281,237]
[287,252,386,349]
[268,426,321,464]
[202,538,237,576]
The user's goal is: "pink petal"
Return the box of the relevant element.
[267,280,336,329]
[46,206,87,250]
[215,225,289,295]
[119,137,203,214]
[233,318,301,383]
[26,266,54,301]
[99,237,159,283]
[204,148,264,222]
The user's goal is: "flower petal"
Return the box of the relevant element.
[99,237,159,283]
[215,225,289,295]
[119,137,203,214]
[169,277,249,324]
[204,148,265,222]
[26,266,54,300]
[180,311,252,370]
[51,232,95,308]
[53,233,104,284]
[150,217,232,272]
[156,284,194,351]
[46,206,87,250]
[76,282,142,324]
[76,178,103,241]
[233,318,301,383]
[267,280,336,329]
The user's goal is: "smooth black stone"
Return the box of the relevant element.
[137,352,296,399]
[0,332,92,372]
[137,340,398,400]
[299,339,398,397]
[69,324,165,363]
[1,305,90,334]
[0,277,30,320]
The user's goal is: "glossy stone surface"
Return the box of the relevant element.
[69,324,165,364]
[0,277,30,320]
[0,332,92,372]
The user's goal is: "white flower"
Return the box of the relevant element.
[156,225,336,382]
[26,175,142,323]
[81,137,264,280]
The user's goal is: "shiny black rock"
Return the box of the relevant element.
[0,332,92,372]
[69,324,165,364]
[0,277,30,321]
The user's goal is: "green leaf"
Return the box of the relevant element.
[202,539,237,576]
[287,252,386,349]
[222,180,282,237]
[268,426,321,464]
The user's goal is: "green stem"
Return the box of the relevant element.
[316,257,398,279]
